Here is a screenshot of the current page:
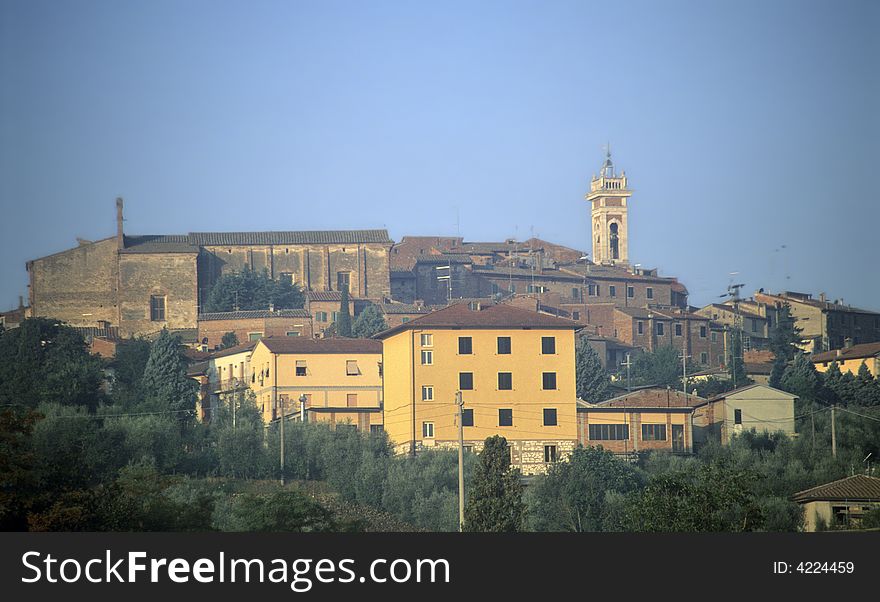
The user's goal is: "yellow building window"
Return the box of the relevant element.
[420,333,433,347]
[421,386,434,401]
[295,360,307,376]
[422,422,435,438]
[421,350,433,365]
[346,360,359,376]
[347,394,357,408]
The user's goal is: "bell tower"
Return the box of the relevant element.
[586,146,632,266]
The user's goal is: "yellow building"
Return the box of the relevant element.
[375,303,580,475]
[811,341,880,377]
[249,337,384,432]
[793,475,880,531]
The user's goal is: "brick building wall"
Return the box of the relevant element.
[117,252,199,337]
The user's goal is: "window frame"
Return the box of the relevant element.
[421,385,434,401]
[458,336,473,355]
[541,336,556,355]
[420,349,434,365]
[543,408,558,426]
[542,372,557,390]
[150,295,166,322]
[459,372,474,391]
[497,372,512,390]
[498,408,513,427]
[497,336,512,355]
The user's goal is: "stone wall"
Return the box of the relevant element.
[198,243,391,301]
[28,237,119,326]
[118,253,199,336]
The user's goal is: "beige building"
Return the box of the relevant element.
[811,341,880,377]
[249,337,384,432]
[692,384,797,446]
[794,475,880,531]
[754,291,880,352]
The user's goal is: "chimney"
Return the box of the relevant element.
[116,197,125,250]
[819,292,826,302]
[269,303,275,313]
[844,337,853,349]
[18,295,24,310]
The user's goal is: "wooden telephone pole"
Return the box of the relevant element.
[456,391,465,532]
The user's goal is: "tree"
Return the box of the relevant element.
[336,288,352,337]
[631,345,682,388]
[140,330,197,414]
[215,490,339,532]
[220,331,239,350]
[464,436,525,532]
[779,353,823,405]
[528,446,642,532]
[575,337,611,402]
[203,267,304,313]
[352,305,388,338]
[111,338,152,409]
[214,394,268,479]
[0,409,40,530]
[625,462,762,532]
[854,362,880,407]
[0,318,106,410]
[769,303,801,388]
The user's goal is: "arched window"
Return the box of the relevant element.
[609,222,619,260]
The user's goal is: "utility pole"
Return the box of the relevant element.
[622,353,632,392]
[456,391,465,532]
[680,350,690,404]
[831,404,837,458]
[279,395,285,486]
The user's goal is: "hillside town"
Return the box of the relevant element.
[3,151,880,532]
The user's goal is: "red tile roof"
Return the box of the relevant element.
[793,475,880,503]
[373,302,581,339]
[589,387,704,408]
[811,341,880,364]
[258,337,382,354]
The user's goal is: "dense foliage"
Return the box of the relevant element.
[203,268,304,313]
[464,436,525,532]
[2,318,879,533]
[352,305,388,338]
[575,337,611,402]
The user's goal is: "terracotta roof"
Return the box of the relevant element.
[209,341,258,358]
[380,303,436,315]
[757,292,879,315]
[793,475,880,503]
[588,388,704,409]
[306,291,344,302]
[373,302,581,338]
[811,341,880,364]
[258,337,382,354]
[745,362,773,375]
[198,309,310,321]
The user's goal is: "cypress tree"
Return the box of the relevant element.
[576,337,611,402]
[464,436,525,532]
[337,288,353,338]
[141,330,197,413]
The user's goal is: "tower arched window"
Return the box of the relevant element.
[609,222,619,260]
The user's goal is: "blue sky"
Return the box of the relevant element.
[1,0,878,310]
